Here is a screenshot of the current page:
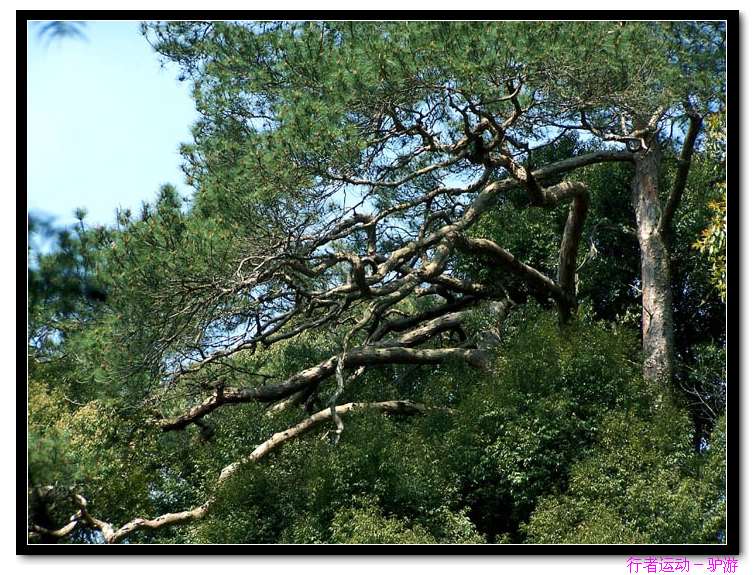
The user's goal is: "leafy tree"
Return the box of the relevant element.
[693,110,727,302]
[524,412,726,544]
[27,20,727,544]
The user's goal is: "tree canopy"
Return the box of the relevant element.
[27,20,728,545]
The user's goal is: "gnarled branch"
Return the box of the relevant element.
[30,400,439,544]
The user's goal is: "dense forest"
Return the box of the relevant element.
[27,20,727,544]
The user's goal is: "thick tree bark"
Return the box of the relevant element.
[633,145,675,389]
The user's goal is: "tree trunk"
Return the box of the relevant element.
[633,145,674,390]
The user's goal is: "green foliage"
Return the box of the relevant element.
[28,379,82,489]
[694,195,726,301]
[135,312,657,544]
[27,249,726,544]
[693,112,727,302]
[27,21,727,545]
[442,310,644,541]
[142,20,724,215]
[330,498,449,544]
[28,211,111,351]
[523,411,726,544]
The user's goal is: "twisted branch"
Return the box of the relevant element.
[30,400,438,544]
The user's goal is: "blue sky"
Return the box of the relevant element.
[27,21,198,228]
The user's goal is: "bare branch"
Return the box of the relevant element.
[31,400,440,544]
[659,112,704,236]
[160,337,484,431]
